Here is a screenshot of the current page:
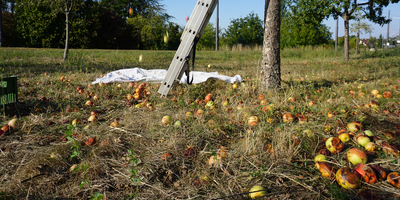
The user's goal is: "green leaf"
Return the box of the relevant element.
[90,193,104,200]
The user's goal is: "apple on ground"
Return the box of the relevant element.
[249,185,266,199]
[347,148,367,165]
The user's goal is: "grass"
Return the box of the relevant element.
[0,46,400,199]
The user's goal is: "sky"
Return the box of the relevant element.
[163,0,400,40]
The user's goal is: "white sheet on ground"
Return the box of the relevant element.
[91,68,242,84]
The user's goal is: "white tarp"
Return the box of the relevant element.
[92,68,242,84]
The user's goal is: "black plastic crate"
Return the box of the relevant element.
[1,76,18,106]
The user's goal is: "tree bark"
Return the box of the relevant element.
[63,11,69,61]
[261,0,281,89]
[343,13,350,61]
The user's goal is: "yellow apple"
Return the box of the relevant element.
[249,185,266,199]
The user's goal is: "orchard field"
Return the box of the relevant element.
[1,46,400,199]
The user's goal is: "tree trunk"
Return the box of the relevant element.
[0,4,3,47]
[356,31,359,55]
[343,13,349,61]
[261,0,281,89]
[63,12,69,61]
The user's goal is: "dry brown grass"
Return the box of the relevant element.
[1,47,400,199]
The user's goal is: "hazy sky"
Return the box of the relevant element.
[163,0,400,39]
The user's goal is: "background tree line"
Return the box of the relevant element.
[1,0,386,51]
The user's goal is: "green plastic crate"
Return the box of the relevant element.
[1,76,18,106]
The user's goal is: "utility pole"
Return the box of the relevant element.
[387,10,390,47]
[335,18,338,51]
[0,3,3,47]
[215,0,219,51]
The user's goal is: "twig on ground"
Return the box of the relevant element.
[109,127,143,138]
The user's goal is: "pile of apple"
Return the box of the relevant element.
[315,121,400,189]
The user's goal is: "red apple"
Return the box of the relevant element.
[161,153,173,161]
[354,164,377,184]
[1,125,9,133]
[382,91,392,98]
[204,93,212,102]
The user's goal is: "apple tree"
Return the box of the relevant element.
[323,0,399,61]
[350,10,373,55]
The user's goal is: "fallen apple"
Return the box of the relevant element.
[356,135,371,147]
[347,148,367,166]
[88,115,97,123]
[382,91,392,98]
[249,185,266,199]
[8,118,18,129]
[315,162,335,179]
[303,129,313,138]
[195,109,204,117]
[371,89,379,96]
[336,167,361,189]
[161,116,172,126]
[204,93,212,102]
[354,163,377,184]
[174,120,181,127]
[381,141,400,156]
[208,155,221,166]
[110,121,119,127]
[232,84,238,90]
[1,125,9,133]
[314,154,328,163]
[161,153,173,161]
[218,146,228,159]
[85,137,96,146]
[363,130,374,137]
[282,113,294,123]
[338,133,350,143]
[370,165,387,180]
[326,137,344,153]
[247,116,259,126]
[364,142,376,152]
[387,172,400,188]
[346,122,359,133]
